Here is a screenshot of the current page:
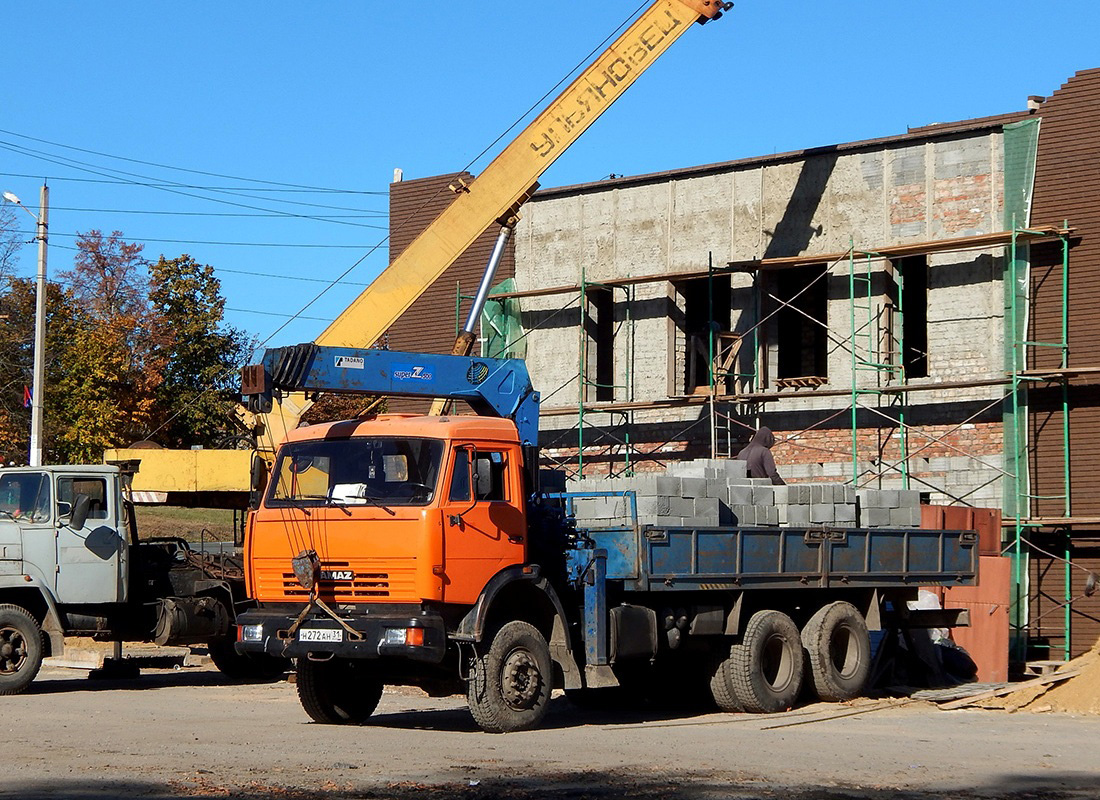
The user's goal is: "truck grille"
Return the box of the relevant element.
[255,558,418,603]
[280,568,390,598]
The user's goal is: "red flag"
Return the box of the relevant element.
[22,386,30,408]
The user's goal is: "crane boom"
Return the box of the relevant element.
[317,0,728,348]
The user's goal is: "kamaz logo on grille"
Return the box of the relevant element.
[320,570,353,581]
[393,364,434,382]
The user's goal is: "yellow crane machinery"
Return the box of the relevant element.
[109,0,731,505]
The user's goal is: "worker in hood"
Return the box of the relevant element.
[736,426,785,485]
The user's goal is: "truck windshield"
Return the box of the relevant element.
[267,437,444,508]
[0,472,51,523]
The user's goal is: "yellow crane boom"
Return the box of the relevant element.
[318,0,728,348]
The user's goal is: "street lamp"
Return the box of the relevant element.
[2,186,49,467]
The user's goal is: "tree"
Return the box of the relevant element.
[52,231,167,461]
[0,278,80,464]
[148,254,252,448]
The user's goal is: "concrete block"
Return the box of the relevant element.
[772,485,789,505]
[680,477,708,499]
[786,505,810,527]
[777,504,788,525]
[729,505,756,526]
[839,485,856,504]
[789,484,812,504]
[811,484,830,504]
[763,506,780,526]
[834,505,857,526]
[863,506,892,527]
[898,490,921,508]
[890,506,921,527]
[705,479,727,499]
[670,496,696,517]
[810,504,835,524]
[693,497,720,518]
[637,496,672,517]
[726,485,753,507]
[752,486,775,506]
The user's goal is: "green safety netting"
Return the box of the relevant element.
[480,278,526,360]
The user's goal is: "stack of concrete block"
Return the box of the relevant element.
[856,489,923,528]
[568,472,723,528]
[563,457,924,531]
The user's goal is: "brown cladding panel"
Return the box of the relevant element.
[1029,69,1100,530]
[1030,544,1100,657]
[384,172,516,412]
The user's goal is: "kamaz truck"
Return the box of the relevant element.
[235,345,977,732]
[0,464,286,695]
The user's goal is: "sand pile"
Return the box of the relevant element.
[979,639,1100,714]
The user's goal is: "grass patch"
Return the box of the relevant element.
[135,505,239,542]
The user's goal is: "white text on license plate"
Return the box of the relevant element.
[299,628,343,642]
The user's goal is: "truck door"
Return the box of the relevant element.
[55,475,125,604]
[2,472,55,589]
[440,446,526,605]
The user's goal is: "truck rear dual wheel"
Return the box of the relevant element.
[467,621,552,733]
[725,610,805,713]
[0,604,43,696]
[801,601,871,702]
[296,658,384,725]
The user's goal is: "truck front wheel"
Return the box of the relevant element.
[801,601,871,702]
[728,609,804,713]
[467,621,552,733]
[296,658,383,724]
[0,604,44,696]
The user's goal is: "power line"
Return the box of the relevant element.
[227,307,333,322]
[42,205,387,219]
[0,142,386,220]
[0,128,378,195]
[0,171,385,195]
[7,228,385,249]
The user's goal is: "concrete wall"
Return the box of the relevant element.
[514,129,1009,508]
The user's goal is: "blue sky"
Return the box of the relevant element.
[3,1,1098,350]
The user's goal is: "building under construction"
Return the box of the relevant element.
[386,69,1100,662]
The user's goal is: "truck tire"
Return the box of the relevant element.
[708,650,743,712]
[296,658,383,725]
[207,637,289,682]
[728,610,804,713]
[801,601,871,702]
[0,604,44,696]
[467,620,552,733]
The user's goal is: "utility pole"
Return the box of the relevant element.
[30,184,48,467]
[2,185,48,466]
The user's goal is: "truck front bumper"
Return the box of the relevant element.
[234,605,448,663]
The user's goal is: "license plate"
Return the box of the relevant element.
[299,628,343,642]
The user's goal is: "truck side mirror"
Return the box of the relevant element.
[67,494,92,530]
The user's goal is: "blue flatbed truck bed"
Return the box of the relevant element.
[556,504,978,714]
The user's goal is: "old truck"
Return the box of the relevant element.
[235,345,977,732]
[0,464,286,695]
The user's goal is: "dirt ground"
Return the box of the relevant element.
[6,661,1100,800]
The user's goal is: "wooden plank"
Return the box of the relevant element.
[937,668,1082,710]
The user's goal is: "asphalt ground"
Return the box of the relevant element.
[6,661,1100,800]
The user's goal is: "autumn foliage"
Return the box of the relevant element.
[0,230,252,464]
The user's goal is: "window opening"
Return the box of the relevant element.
[0,472,51,523]
[774,264,827,380]
[474,451,507,502]
[449,448,472,502]
[589,287,615,402]
[680,274,731,393]
[896,255,928,379]
[58,477,108,521]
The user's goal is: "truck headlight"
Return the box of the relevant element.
[383,627,425,646]
[240,624,264,642]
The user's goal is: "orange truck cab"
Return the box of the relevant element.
[246,414,529,633]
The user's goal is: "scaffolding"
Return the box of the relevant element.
[491,225,1084,659]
